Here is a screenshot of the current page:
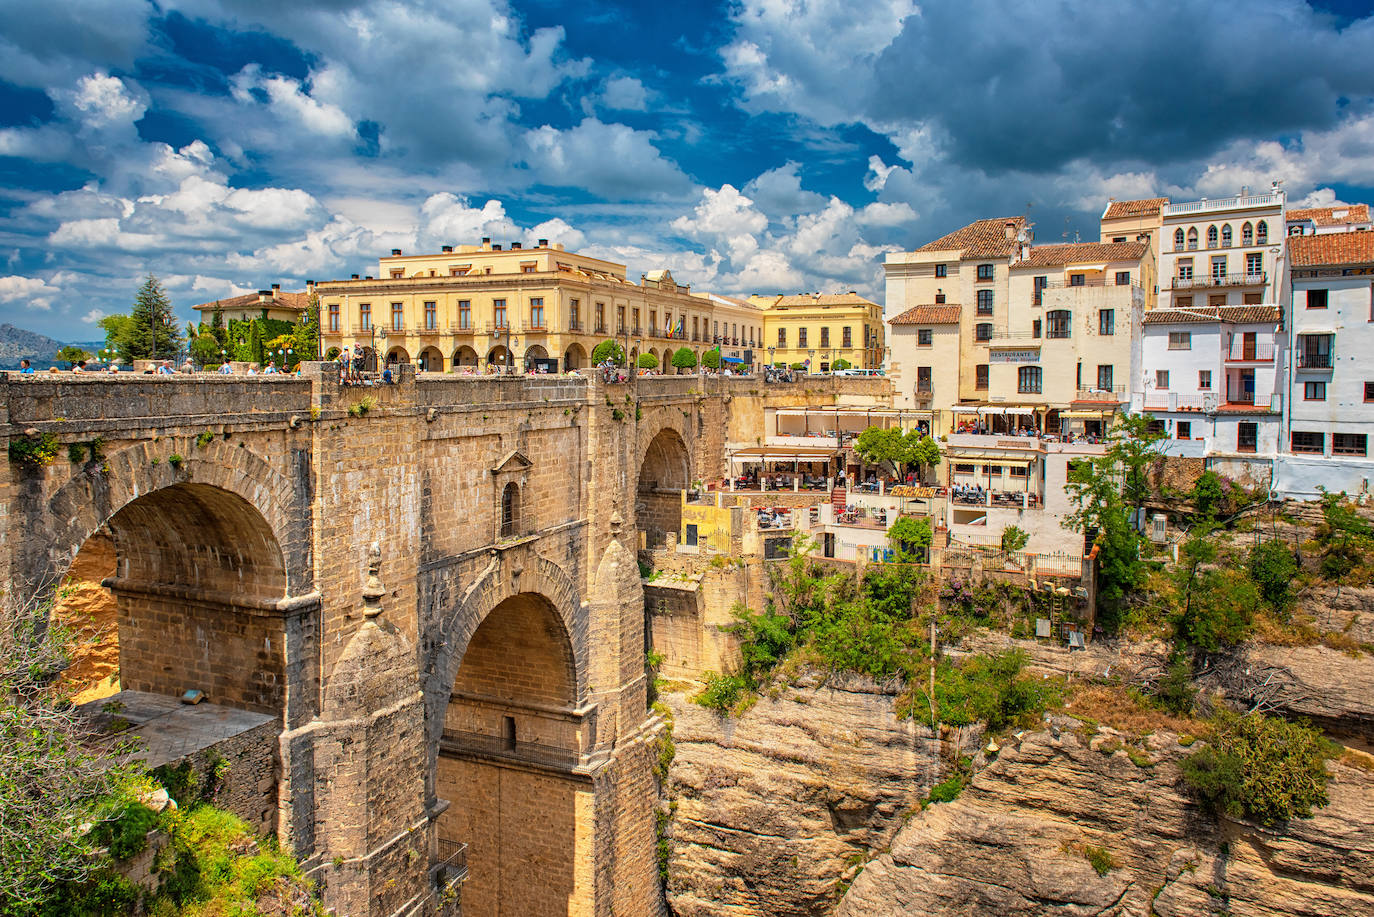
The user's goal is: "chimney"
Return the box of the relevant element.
[365,276,373,280]
[442,245,453,253]
[1004,221,1016,240]
[481,237,492,250]
[306,280,315,293]
[511,242,522,250]
[271,283,280,292]
[538,238,548,248]
[257,290,271,303]
[351,274,360,280]
[391,248,402,256]
[492,244,502,251]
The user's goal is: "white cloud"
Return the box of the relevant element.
[522,119,692,199]
[58,72,146,128]
[230,66,354,139]
[81,308,107,325]
[0,275,57,309]
[600,76,650,111]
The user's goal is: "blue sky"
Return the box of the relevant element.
[2,0,1374,340]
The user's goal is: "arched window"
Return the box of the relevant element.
[1241,222,1254,246]
[1256,221,1268,244]
[501,483,520,538]
[1187,228,1198,250]
[1221,224,1232,247]
[1207,225,1218,248]
[1174,228,1185,250]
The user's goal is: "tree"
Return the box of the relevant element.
[637,352,659,370]
[887,515,933,562]
[189,333,221,365]
[263,332,300,369]
[1191,470,1226,518]
[671,347,698,370]
[296,293,321,361]
[906,432,942,475]
[1066,452,1143,622]
[592,339,624,364]
[1106,413,1167,519]
[1000,526,1029,553]
[110,274,183,361]
[854,427,906,475]
[210,307,227,347]
[832,357,851,371]
[701,348,721,369]
[1248,539,1299,613]
[54,346,91,368]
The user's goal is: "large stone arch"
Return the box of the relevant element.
[635,416,693,549]
[26,437,310,603]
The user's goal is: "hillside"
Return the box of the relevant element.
[0,323,103,369]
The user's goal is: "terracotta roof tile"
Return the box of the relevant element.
[193,291,310,313]
[916,217,1026,258]
[1286,204,1371,227]
[1102,198,1169,220]
[1143,305,1280,325]
[1288,232,1374,267]
[771,292,878,308]
[1016,241,1147,268]
[890,305,962,325]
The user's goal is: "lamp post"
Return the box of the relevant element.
[490,325,514,374]
[807,348,815,375]
[767,345,775,367]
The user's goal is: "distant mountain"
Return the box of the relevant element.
[0,324,103,370]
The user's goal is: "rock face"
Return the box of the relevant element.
[837,723,1374,917]
[663,676,977,917]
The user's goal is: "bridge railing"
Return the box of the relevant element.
[432,838,468,891]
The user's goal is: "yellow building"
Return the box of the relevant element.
[750,292,884,372]
[317,240,759,373]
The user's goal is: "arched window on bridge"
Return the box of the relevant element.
[501,483,520,538]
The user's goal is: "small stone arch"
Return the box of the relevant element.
[453,345,479,368]
[635,419,693,548]
[385,345,410,365]
[486,344,510,370]
[563,342,587,371]
[417,345,445,372]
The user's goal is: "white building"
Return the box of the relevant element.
[1133,305,1284,482]
[1276,232,1374,497]
[1286,204,1372,237]
[1158,189,1287,316]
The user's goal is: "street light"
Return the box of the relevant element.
[767,345,775,367]
[490,325,514,374]
[807,348,815,374]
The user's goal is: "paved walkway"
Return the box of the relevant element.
[77,690,274,767]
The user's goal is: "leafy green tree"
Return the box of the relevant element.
[54,346,91,368]
[263,331,299,369]
[1000,526,1030,553]
[1313,490,1372,583]
[296,293,321,361]
[887,515,933,562]
[189,333,221,365]
[701,348,721,369]
[1108,413,1167,517]
[671,347,698,370]
[854,427,906,474]
[591,339,624,364]
[907,432,942,475]
[1191,470,1226,518]
[1180,711,1337,825]
[1248,539,1299,613]
[103,274,183,361]
[210,307,227,347]
[637,352,659,370]
[1172,524,1255,650]
[832,357,851,371]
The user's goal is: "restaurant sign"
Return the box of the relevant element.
[989,349,1040,364]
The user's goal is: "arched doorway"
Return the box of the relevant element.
[386,345,410,365]
[522,344,549,373]
[356,345,378,373]
[563,342,587,371]
[453,345,479,370]
[637,427,690,548]
[437,592,581,917]
[325,346,341,361]
[417,345,445,372]
[487,345,511,372]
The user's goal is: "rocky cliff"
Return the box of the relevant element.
[838,722,1374,917]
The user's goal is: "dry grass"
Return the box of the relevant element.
[1059,683,1203,739]
[1252,610,1369,656]
[1340,747,1374,774]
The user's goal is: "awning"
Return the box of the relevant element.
[721,356,745,363]
[951,406,983,414]
[946,451,1036,466]
[729,445,839,463]
[1061,409,1115,417]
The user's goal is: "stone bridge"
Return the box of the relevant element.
[0,367,889,917]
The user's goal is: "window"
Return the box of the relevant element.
[451,267,469,276]
[1241,222,1254,246]
[1238,422,1259,453]
[1156,370,1170,389]
[494,299,507,328]
[1177,421,1192,440]
[1187,227,1199,250]
[1246,252,1263,278]
[521,264,536,274]
[1305,381,1327,401]
[977,263,994,280]
[1046,310,1071,338]
[935,292,946,303]
[617,305,625,333]
[1256,221,1268,244]
[1099,310,1115,335]
[359,303,371,331]
[1307,289,1328,309]
[1334,433,1369,456]
[917,328,933,346]
[390,269,403,279]
[777,328,786,346]
[424,301,437,330]
[1096,365,1114,391]
[982,465,1003,476]
[1070,273,1086,287]
[633,308,640,333]
[1032,319,1042,338]
[1209,294,1227,307]
[1018,365,1042,393]
[596,302,605,333]
[935,264,947,277]
[1178,259,1194,280]
[916,366,932,393]
[1366,381,1374,402]
[1211,256,1227,280]
[1299,333,1333,368]
[1199,370,1212,389]
[975,323,992,341]
[1244,292,1263,305]
[1177,296,1193,308]
[977,289,994,315]
[1033,275,1048,305]
[1291,431,1324,454]
[500,482,520,537]
[1174,228,1185,250]
[1207,225,1218,248]
[975,364,989,389]
[954,463,975,474]
[1115,270,1131,286]
[798,327,808,347]
[458,300,471,329]
[843,326,852,347]
[1009,465,1029,477]
[1221,224,1232,247]
[820,327,830,347]
[530,297,545,329]
[328,303,339,332]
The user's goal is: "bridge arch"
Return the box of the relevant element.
[636,419,692,548]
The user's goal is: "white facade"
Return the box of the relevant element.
[1158,190,1287,316]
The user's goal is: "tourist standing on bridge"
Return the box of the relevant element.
[18,359,32,374]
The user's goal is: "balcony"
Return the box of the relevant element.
[1075,386,1126,402]
[432,838,468,892]
[1297,352,1333,370]
[1224,341,1276,362]
[988,330,1042,342]
[568,319,583,332]
[1163,192,1283,217]
[594,322,607,334]
[449,322,473,334]
[1172,272,1267,290]
[1043,277,1141,290]
[417,323,442,335]
[528,321,548,332]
